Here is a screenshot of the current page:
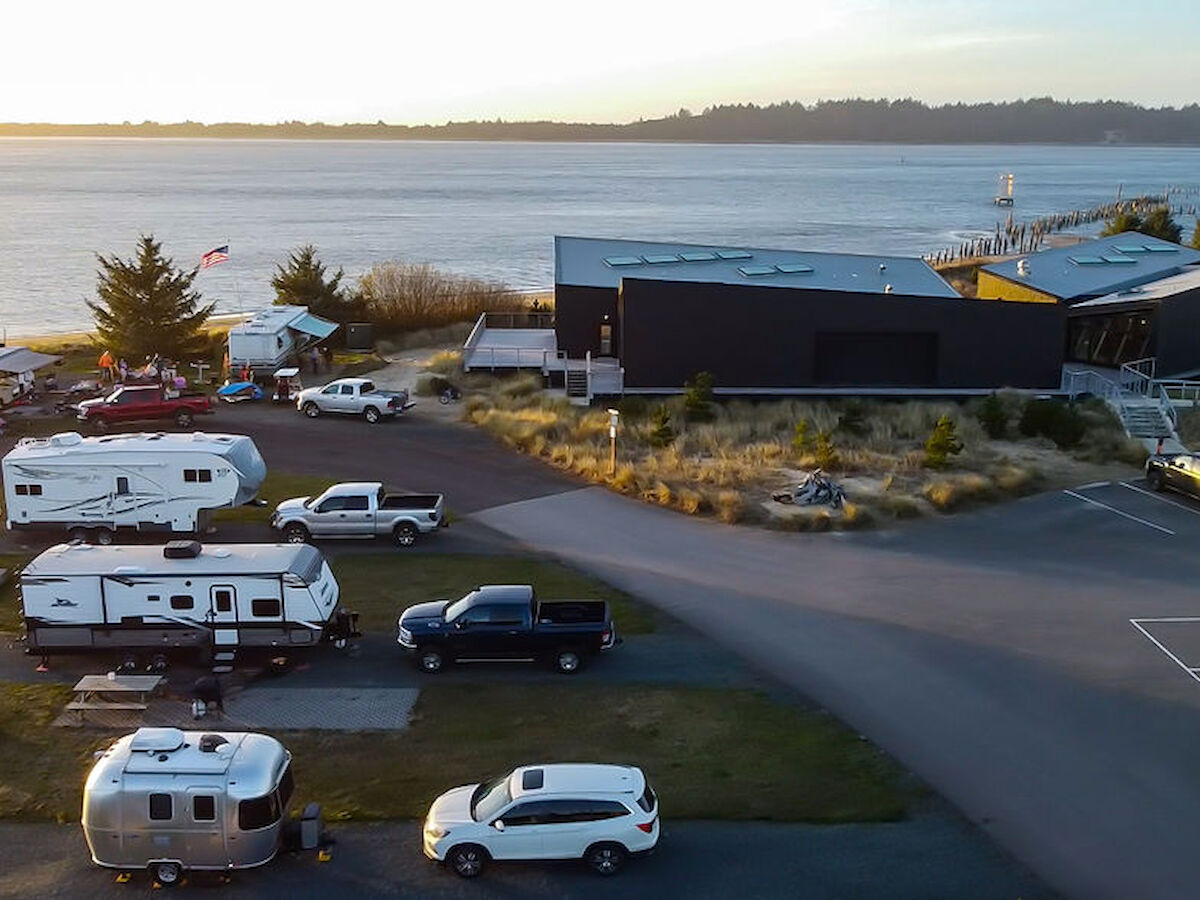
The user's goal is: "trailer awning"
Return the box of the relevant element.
[0,347,60,374]
[289,313,339,341]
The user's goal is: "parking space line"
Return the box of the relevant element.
[1062,490,1175,535]
[1130,618,1200,684]
[1075,481,1111,490]
[1119,481,1200,518]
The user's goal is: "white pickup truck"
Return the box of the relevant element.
[295,377,415,423]
[271,482,446,546]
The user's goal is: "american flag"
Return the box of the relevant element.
[200,245,230,269]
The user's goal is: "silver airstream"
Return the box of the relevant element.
[82,727,295,885]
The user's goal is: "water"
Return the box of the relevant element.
[2,139,1199,337]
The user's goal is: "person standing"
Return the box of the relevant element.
[310,346,321,374]
[97,349,115,383]
[118,358,128,383]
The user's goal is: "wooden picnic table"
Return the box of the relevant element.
[67,674,164,722]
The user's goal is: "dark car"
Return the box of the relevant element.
[397,584,618,674]
[1146,452,1200,499]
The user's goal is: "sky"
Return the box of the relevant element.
[5,0,1199,125]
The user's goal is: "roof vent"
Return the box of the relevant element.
[163,540,202,559]
[884,284,894,293]
[879,263,887,274]
[198,734,229,753]
[1017,259,1030,277]
[130,727,185,753]
[49,432,83,447]
[521,768,545,790]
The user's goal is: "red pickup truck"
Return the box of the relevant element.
[76,384,215,431]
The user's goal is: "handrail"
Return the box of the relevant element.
[463,312,487,353]
[1064,368,1131,421]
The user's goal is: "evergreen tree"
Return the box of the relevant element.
[977,393,1008,439]
[814,430,839,469]
[1140,206,1182,243]
[648,406,676,447]
[271,245,354,321]
[683,371,715,423]
[87,235,214,361]
[924,415,965,468]
[1099,210,1143,237]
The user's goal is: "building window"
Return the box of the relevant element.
[149,793,173,821]
[252,598,281,617]
[193,795,216,821]
[170,595,194,610]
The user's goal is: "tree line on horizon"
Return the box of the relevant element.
[10,98,1200,144]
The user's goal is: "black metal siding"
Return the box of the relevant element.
[617,278,1065,390]
[1152,287,1200,376]
[554,285,619,358]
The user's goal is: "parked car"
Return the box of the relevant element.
[397,584,617,673]
[295,377,414,423]
[77,383,214,431]
[423,763,659,879]
[1146,452,1200,499]
[271,481,445,546]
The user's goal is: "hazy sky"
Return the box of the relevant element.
[6,0,1199,124]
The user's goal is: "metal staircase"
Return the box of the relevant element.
[1064,357,1187,451]
[565,369,588,399]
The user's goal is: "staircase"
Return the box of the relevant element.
[1119,401,1176,440]
[565,369,588,400]
[211,649,237,675]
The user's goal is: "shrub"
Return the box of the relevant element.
[617,396,649,420]
[714,490,743,524]
[684,371,715,423]
[1020,399,1085,449]
[814,430,839,469]
[923,415,965,468]
[923,474,995,511]
[836,401,869,438]
[977,393,1007,439]
[357,261,521,331]
[791,420,812,455]
[648,405,676,448]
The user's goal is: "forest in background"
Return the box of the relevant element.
[5,98,1200,144]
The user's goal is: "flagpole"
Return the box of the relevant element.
[227,238,245,315]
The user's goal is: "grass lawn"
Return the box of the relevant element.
[0,553,33,633]
[331,553,656,636]
[214,471,335,525]
[0,682,910,824]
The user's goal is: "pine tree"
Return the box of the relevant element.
[87,235,214,361]
[271,245,353,321]
[648,405,676,448]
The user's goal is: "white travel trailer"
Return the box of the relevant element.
[2,431,267,542]
[19,540,358,657]
[227,305,339,372]
[82,727,308,884]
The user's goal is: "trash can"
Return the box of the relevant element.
[300,803,323,850]
[346,323,374,353]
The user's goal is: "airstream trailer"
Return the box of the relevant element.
[82,727,301,884]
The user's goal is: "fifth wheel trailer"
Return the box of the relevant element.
[19,540,359,657]
[2,431,266,542]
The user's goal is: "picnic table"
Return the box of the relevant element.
[67,674,164,722]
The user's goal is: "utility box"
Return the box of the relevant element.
[300,802,323,849]
[346,323,374,353]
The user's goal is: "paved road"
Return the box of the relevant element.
[0,816,1049,899]
[474,480,1200,900]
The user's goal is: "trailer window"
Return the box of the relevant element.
[149,793,173,821]
[193,795,216,822]
[238,792,280,831]
[184,469,213,483]
[252,598,281,617]
[29,485,41,496]
[14,485,26,495]
[170,595,194,610]
[214,589,233,613]
[115,477,130,495]
[184,469,196,482]
[198,469,212,483]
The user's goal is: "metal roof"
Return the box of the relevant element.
[981,233,1200,303]
[22,541,324,577]
[0,346,60,374]
[1070,265,1200,310]
[554,236,960,298]
[4,431,255,462]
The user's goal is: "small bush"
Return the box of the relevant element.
[977,393,1007,439]
[814,431,839,469]
[618,396,649,420]
[836,401,869,438]
[1019,399,1086,449]
[714,490,744,524]
[500,374,542,399]
[923,474,995,511]
[648,405,676,448]
[684,371,715,423]
[792,420,812,455]
[924,415,965,468]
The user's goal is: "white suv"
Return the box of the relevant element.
[423,763,659,878]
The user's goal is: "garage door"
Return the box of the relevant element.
[815,333,938,386]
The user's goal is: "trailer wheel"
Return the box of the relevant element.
[363,405,381,424]
[95,528,115,546]
[151,861,182,886]
[174,409,194,428]
[68,527,89,544]
[393,522,418,547]
[283,523,310,544]
[303,402,320,418]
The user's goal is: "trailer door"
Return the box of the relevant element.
[209,585,238,648]
[183,788,228,867]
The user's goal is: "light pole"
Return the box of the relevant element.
[607,408,620,475]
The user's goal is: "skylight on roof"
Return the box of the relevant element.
[739,265,777,277]
[642,254,680,264]
[716,249,753,260]
[679,251,719,262]
[1114,245,1148,254]
[1143,244,1179,253]
[1069,256,1106,266]
[603,256,642,267]
[775,263,814,274]
[1101,255,1136,264]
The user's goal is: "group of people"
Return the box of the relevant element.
[97,350,176,386]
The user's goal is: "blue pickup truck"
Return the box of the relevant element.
[397,584,618,674]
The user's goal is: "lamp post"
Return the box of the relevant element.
[607,408,620,475]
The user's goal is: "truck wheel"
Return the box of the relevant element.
[152,861,182,886]
[303,402,320,418]
[393,522,418,547]
[95,528,115,546]
[553,648,583,674]
[363,406,381,424]
[283,523,310,544]
[584,842,626,876]
[417,648,446,673]
[91,417,109,433]
[174,409,194,428]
